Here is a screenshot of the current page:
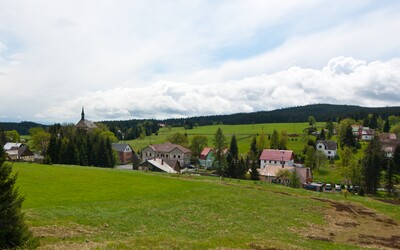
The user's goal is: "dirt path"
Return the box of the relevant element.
[293,197,400,249]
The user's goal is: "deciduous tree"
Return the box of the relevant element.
[213,128,227,176]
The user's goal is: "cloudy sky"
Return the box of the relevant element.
[1,1,400,123]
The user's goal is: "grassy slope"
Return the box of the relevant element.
[14,162,399,249]
[122,122,316,155]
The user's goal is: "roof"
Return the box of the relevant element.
[148,142,191,154]
[200,147,212,160]
[316,140,337,150]
[362,128,375,135]
[258,165,294,177]
[3,142,22,150]
[76,119,97,129]
[379,133,397,140]
[144,158,178,173]
[258,165,311,183]
[259,149,294,161]
[112,143,132,152]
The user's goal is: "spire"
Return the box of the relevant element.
[81,107,85,121]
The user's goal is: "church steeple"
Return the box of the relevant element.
[81,107,85,121]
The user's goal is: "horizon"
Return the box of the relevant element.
[1,1,400,123]
[2,103,400,125]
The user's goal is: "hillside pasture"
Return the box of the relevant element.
[14,162,400,249]
[123,122,320,155]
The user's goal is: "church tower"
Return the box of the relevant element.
[81,107,85,121]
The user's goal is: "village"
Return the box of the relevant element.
[2,108,400,196]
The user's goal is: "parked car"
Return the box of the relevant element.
[335,184,342,191]
[325,183,332,191]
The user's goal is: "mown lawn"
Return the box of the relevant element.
[13,162,400,249]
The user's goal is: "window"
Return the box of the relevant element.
[328,151,331,155]
[319,145,322,148]
[178,155,181,158]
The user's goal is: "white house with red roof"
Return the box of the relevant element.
[259,149,294,168]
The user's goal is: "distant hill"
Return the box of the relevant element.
[162,104,400,126]
[0,121,48,135]
[2,104,400,134]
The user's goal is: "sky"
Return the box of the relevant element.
[1,0,400,123]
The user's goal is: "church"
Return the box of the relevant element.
[76,108,98,131]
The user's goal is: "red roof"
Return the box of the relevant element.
[200,147,212,160]
[259,149,294,161]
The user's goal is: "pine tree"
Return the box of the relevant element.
[0,149,36,248]
[270,130,279,149]
[249,159,259,180]
[250,136,258,158]
[383,118,391,133]
[213,128,227,176]
[362,137,385,195]
[385,159,396,197]
[236,157,246,179]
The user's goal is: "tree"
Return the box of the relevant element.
[0,127,7,147]
[213,128,227,176]
[394,144,400,173]
[276,169,291,185]
[369,114,378,129]
[289,170,301,188]
[325,120,334,139]
[227,135,239,178]
[318,128,326,140]
[0,149,36,248]
[167,132,189,147]
[308,116,316,127]
[249,136,258,158]
[256,130,267,152]
[5,130,20,142]
[279,130,288,149]
[314,150,327,172]
[31,131,50,154]
[362,137,385,195]
[236,156,246,179]
[269,130,279,149]
[304,146,316,170]
[249,158,259,180]
[341,125,356,148]
[190,135,208,166]
[385,159,397,197]
[383,118,391,133]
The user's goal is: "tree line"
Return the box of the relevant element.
[46,124,117,168]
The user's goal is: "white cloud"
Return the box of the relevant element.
[35,57,400,122]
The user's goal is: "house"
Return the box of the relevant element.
[141,142,191,166]
[199,147,213,169]
[76,108,97,131]
[379,133,400,157]
[259,149,294,168]
[258,165,312,185]
[112,143,134,164]
[316,140,337,159]
[199,147,228,169]
[4,144,34,162]
[136,158,181,173]
[351,125,362,137]
[360,127,375,141]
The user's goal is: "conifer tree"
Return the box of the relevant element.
[249,159,259,180]
[385,159,396,197]
[213,128,227,176]
[0,149,36,249]
[362,137,385,195]
[383,118,391,133]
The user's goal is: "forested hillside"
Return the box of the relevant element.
[2,104,400,134]
[162,104,400,126]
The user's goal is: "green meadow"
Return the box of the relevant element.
[123,122,319,155]
[14,162,400,249]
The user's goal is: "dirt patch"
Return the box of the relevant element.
[294,198,400,249]
[272,191,292,196]
[376,199,400,206]
[32,223,101,239]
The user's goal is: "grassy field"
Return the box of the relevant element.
[122,122,319,155]
[14,162,400,249]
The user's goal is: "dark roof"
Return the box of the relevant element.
[112,143,132,152]
[316,140,337,150]
[18,146,34,157]
[76,119,97,129]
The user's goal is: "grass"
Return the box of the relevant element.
[13,162,400,249]
[123,122,320,155]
